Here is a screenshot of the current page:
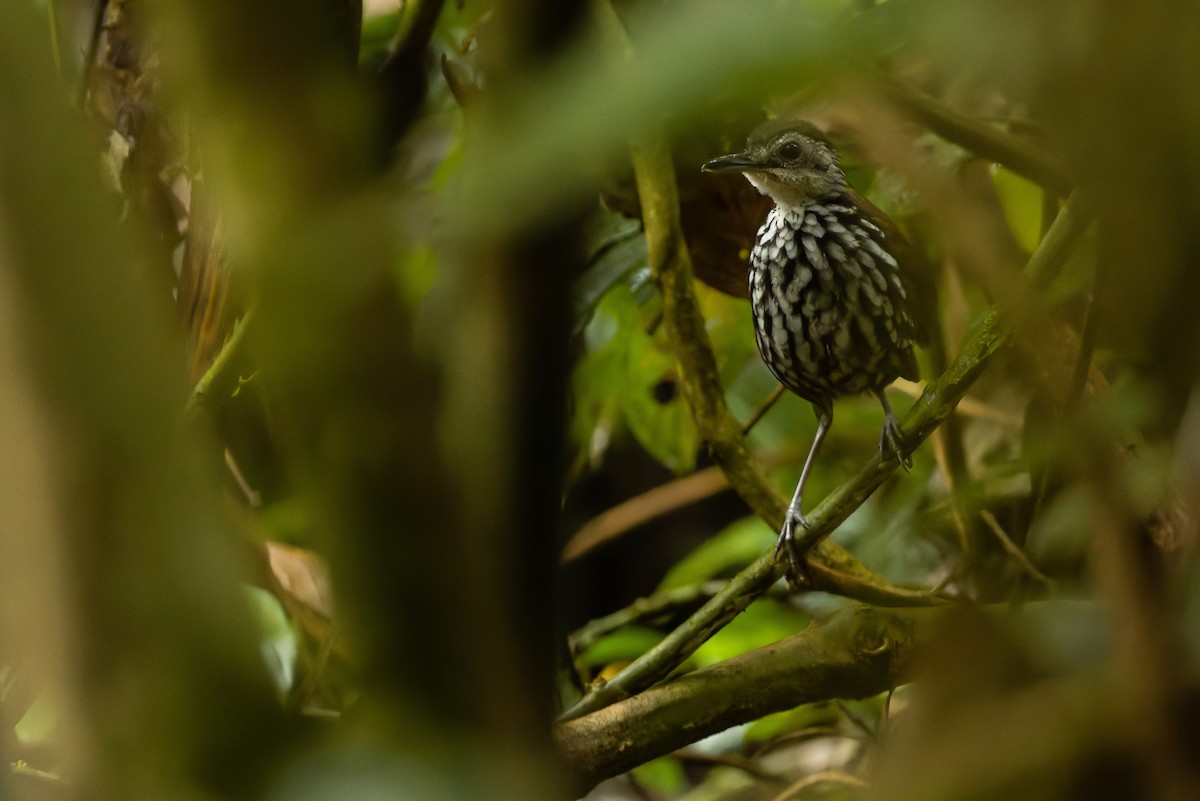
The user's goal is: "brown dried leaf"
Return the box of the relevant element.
[264,541,335,644]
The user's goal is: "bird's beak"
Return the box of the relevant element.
[701,152,760,173]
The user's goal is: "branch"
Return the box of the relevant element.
[561,377,1025,564]
[570,580,793,657]
[185,307,254,414]
[376,0,446,159]
[556,605,943,793]
[379,0,445,73]
[560,466,731,563]
[632,128,791,526]
[980,510,1054,588]
[879,77,1074,197]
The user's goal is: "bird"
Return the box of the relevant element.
[702,118,924,573]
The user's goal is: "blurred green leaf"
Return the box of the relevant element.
[992,165,1042,254]
[1043,229,1096,307]
[1025,485,1092,570]
[578,625,666,668]
[257,498,317,545]
[572,210,649,337]
[673,766,757,801]
[744,701,841,743]
[623,371,699,474]
[1120,441,1173,518]
[691,600,809,667]
[696,282,758,389]
[632,757,687,794]
[573,282,699,472]
[14,686,59,750]
[359,11,401,69]
[448,0,917,234]
[659,516,776,590]
[726,355,817,457]
[396,243,439,310]
[244,586,298,698]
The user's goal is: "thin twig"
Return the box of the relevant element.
[880,76,1073,197]
[930,426,971,558]
[767,770,870,801]
[380,0,445,71]
[835,699,880,743]
[1068,294,1098,411]
[224,448,262,508]
[979,510,1053,588]
[1041,190,1059,239]
[743,384,787,435]
[76,0,111,107]
[562,449,797,563]
[570,580,734,656]
[561,467,731,562]
[891,378,1023,429]
[9,762,68,787]
[186,307,254,413]
[44,0,62,75]
[750,725,857,758]
[674,749,788,784]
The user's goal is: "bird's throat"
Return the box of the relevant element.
[745,172,819,214]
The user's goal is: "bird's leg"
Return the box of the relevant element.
[775,406,832,578]
[876,389,912,470]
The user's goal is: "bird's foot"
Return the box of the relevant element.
[774,508,814,586]
[879,417,913,470]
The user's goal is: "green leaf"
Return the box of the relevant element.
[572,210,648,336]
[674,767,757,801]
[744,701,841,742]
[244,585,298,698]
[14,687,59,750]
[1044,229,1096,307]
[992,165,1043,254]
[631,757,687,794]
[573,282,699,472]
[621,363,699,473]
[696,281,758,389]
[396,243,439,310]
[577,625,665,668]
[691,599,809,666]
[359,12,401,70]
[659,516,775,590]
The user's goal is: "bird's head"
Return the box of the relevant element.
[702,119,846,212]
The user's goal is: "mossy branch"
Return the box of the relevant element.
[557,605,943,793]
[558,600,1100,794]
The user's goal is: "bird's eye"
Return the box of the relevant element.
[777,141,803,161]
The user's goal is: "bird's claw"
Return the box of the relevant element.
[774,509,814,586]
[879,418,913,470]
